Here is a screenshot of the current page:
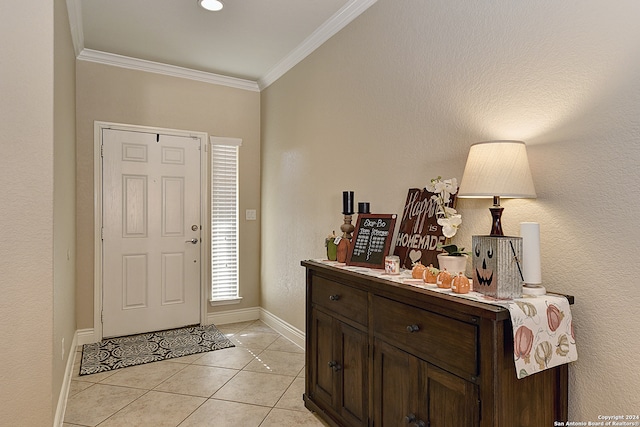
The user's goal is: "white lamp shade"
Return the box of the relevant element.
[458,141,536,199]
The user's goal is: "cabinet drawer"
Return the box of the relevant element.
[311,275,368,326]
[372,295,478,377]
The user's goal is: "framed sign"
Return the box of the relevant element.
[346,214,397,269]
[393,188,456,269]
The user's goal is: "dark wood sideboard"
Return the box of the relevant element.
[302,260,572,427]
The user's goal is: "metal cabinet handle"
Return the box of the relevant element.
[328,361,342,371]
[406,324,420,333]
[329,294,340,301]
[416,421,427,427]
[405,413,417,424]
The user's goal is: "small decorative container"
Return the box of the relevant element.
[451,273,470,294]
[437,253,468,276]
[423,264,439,284]
[436,268,452,289]
[411,262,427,279]
[385,256,400,275]
[472,235,523,299]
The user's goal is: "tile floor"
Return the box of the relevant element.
[63,320,328,427]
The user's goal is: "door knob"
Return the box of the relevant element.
[186,238,199,244]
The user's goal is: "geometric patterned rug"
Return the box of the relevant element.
[79,324,234,376]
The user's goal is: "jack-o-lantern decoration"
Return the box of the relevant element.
[472,235,523,299]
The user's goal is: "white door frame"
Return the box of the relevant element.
[93,121,209,342]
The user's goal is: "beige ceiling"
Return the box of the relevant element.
[68,0,376,90]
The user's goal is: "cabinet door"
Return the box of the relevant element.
[309,308,336,410]
[336,321,369,427]
[373,339,422,426]
[309,308,369,426]
[423,364,479,427]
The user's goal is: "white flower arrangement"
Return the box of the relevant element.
[427,176,462,239]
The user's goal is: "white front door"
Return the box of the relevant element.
[102,128,201,338]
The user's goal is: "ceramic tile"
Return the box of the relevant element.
[260,408,328,426]
[229,330,280,350]
[193,345,259,369]
[267,336,305,353]
[99,360,186,389]
[275,377,307,412]
[243,350,305,376]
[67,380,93,398]
[179,398,270,427]
[154,364,238,397]
[63,383,146,426]
[74,368,118,383]
[215,321,255,335]
[63,325,322,426]
[241,320,277,334]
[212,370,295,407]
[97,390,205,427]
[169,352,205,364]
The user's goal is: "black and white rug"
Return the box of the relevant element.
[79,324,234,376]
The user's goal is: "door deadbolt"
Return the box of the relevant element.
[191,225,199,231]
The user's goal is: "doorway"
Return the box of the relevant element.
[94,122,208,340]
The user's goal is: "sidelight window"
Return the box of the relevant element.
[210,137,242,305]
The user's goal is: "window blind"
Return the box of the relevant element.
[210,138,241,301]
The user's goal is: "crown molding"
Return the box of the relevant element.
[67,0,376,92]
[258,0,378,90]
[77,49,260,92]
[66,0,84,57]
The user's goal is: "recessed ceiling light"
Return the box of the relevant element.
[198,0,224,12]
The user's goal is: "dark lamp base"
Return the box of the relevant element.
[489,206,504,236]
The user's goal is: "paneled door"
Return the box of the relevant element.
[102,128,201,338]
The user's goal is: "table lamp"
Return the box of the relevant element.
[457,141,536,236]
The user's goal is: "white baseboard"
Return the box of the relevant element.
[207,306,261,325]
[54,332,79,427]
[259,308,305,349]
[76,307,303,348]
[77,328,96,346]
[207,306,305,349]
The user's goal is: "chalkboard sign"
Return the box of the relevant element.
[346,214,397,269]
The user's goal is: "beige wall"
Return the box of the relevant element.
[0,1,55,425]
[53,0,78,415]
[262,0,640,420]
[76,62,261,330]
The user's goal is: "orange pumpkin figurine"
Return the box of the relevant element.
[436,268,452,289]
[423,264,439,284]
[451,272,470,294]
[411,262,427,279]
